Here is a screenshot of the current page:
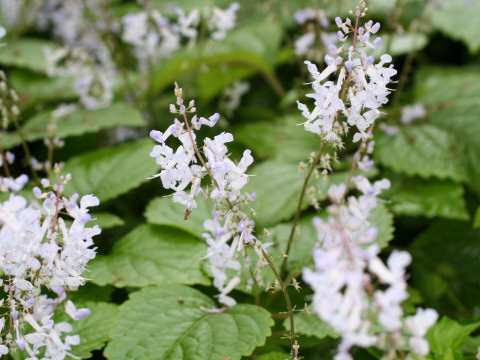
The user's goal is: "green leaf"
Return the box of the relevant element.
[473,207,480,228]
[104,285,273,360]
[64,302,119,359]
[89,225,209,287]
[144,196,212,236]
[284,312,338,340]
[63,139,158,203]
[377,68,480,194]
[375,124,469,182]
[369,203,394,250]
[430,0,480,53]
[410,220,480,309]
[244,160,377,228]
[0,38,59,72]
[90,212,125,230]
[427,317,480,360]
[153,19,281,93]
[234,115,320,163]
[384,176,468,220]
[372,32,428,57]
[9,70,76,107]
[256,352,289,360]
[1,103,146,149]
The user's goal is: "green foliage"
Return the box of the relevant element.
[63,139,158,202]
[410,220,480,309]
[284,312,338,340]
[430,0,480,53]
[144,196,212,236]
[427,317,480,360]
[104,285,273,360]
[90,212,125,229]
[62,302,119,359]
[1,103,146,149]
[0,38,59,72]
[384,176,469,220]
[89,225,209,287]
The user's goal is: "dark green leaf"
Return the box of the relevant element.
[104,285,273,360]
[90,212,125,230]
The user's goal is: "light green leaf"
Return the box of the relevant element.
[284,312,338,340]
[104,285,273,360]
[430,0,480,53]
[384,176,468,220]
[144,196,212,236]
[1,103,146,149]
[370,203,394,250]
[375,124,469,182]
[63,139,158,203]
[234,115,320,163]
[89,225,209,287]
[427,317,480,360]
[0,38,59,72]
[473,207,480,228]
[377,67,480,193]
[61,302,119,359]
[90,212,125,229]
[373,32,428,57]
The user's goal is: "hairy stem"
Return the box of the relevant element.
[182,110,297,359]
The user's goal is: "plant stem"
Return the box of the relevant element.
[279,142,326,278]
[182,110,297,359]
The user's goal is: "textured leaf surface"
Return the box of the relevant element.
[377,67,480,193]
[144,196,212,236]
[430,0,480,53]
[105,285,273,360]
[375,124,468,182]
[384,176,468,220]
[284,312,338,340]
[63,139,158,202]
[427,317,480,360]
[65,302,119,359]
[90,224,209,287]
[0,38,58,72]
[1,103,145,149]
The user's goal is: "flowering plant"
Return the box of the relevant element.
[1,0,480,359]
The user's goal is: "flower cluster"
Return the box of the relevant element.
[297,1,396,145]
[299,2,437,358]
[293,8,338,62]
[149,84,265,306]
[122,3,240,73]
[0,164,100,359]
